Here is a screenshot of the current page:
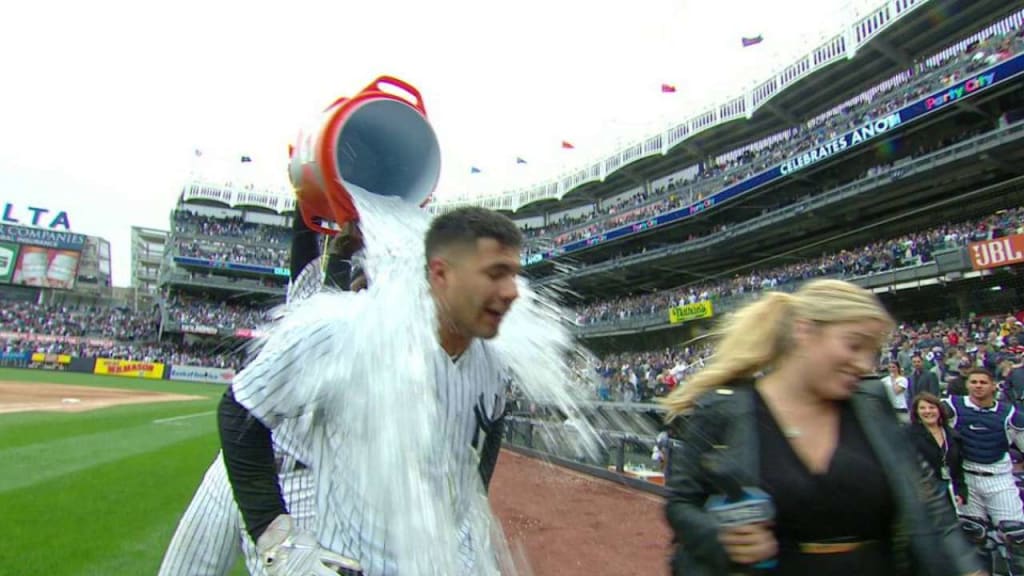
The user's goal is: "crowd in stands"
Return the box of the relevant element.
[0,302,159,342]
[519,26,1024,251]
[173,211,291,244]
[576,207,1024,326]
[164,295,268,331]
[596,311,1024,404]
[175,239,290,268]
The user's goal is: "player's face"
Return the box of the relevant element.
[441,238,521,339]
[967,373,997,404]
[916,400,940,425]
[799,319,885,400]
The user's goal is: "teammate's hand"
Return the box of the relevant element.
[257,514,363,576]
[718,523,777,565]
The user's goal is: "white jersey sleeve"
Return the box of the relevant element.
[232,313,339,426]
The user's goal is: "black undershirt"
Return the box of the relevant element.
[754,388,897,574]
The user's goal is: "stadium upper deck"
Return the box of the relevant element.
[512,14,1024,304]
[432,0,1020,219]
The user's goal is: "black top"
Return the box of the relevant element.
[754,389,897,574]
[908,422,968,505]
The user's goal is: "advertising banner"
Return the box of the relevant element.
[0,241,19,283]
[181,323,219,335]
[9,245,81,289]
[968,234,1024,271]
[0,331,114,348]
[94,358,165,379]
[525,52,1024,265]
[0,222,85,250]
[168,364,236,384]
[668,300,714,325]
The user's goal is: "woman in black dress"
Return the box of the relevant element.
[662,279,980,576]
[909,392,968,511]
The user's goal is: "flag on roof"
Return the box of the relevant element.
[661,83,677,93]
[561,140,575,150]
[742,35,763,47]
[470,166,482,174]
[240,155,253,163]
[516,157,528,164]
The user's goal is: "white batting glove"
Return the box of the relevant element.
[257,514,363,576]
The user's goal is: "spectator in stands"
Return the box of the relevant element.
[883,361,910,422]
[908,392,968,512]
[662,279,978,575]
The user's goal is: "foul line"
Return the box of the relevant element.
[153,410,216,425]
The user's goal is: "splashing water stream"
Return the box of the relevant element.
[259,181,653,575]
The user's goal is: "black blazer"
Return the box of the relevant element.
[908,370,940,400]
[664,379,979,576]
[909,423,968,504]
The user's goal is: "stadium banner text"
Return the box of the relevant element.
[0,331,114,348]
[0,222,86,251]
[168,364,236,384]
[182,323,218,335]
[524,52,1024,266]
[94,358,166,379]
[668,300,714,325]
[173,256,290,277]
[30,353,72,365]
[234,328,265,339]
[969,234,1024,271]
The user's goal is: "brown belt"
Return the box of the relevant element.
[798,540,877,554]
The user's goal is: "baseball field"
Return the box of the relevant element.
[0,367,669,575]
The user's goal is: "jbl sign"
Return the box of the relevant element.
[969,235,1024,270]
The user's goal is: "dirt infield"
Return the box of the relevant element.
[491,450,672,575]
[0,381,204,414]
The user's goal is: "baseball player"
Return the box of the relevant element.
[945,367,1024,571]
[158,210,362,576]
[219,206,519,576]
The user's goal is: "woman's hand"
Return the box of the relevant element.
[718,523,778,565]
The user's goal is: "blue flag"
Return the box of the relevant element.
[470,166,482,174]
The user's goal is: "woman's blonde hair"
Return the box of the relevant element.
[661,279,893,420]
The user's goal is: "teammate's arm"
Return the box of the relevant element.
[943,397,958,427]
[1007,407,1024,452]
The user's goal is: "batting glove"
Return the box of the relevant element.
[257,514,363,576]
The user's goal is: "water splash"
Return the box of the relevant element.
[255,180,645,575]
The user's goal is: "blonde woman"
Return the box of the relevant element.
[662,280,981,576]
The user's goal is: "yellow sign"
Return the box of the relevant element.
[30,353,72,365]
[668,300,714,325]
[94,358,165,379]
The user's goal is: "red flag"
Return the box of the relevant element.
[661,83,677,93]
[561,140,575,150]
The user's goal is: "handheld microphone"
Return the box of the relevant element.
[703,455,778,570]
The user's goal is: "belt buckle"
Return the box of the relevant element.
[798,540,871,554]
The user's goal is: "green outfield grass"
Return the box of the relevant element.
[0,368,249,575]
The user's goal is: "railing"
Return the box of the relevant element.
[180,180,296,214]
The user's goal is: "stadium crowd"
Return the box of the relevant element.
[0,302,159,342]
[163,295,267,331]
[596,312,1024,404]
[520,26,1024,250]
[575,207,1024,326]
[175,239,290,268]
[173,211,292,244]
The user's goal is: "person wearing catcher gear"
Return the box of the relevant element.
[945,367,1024,573]
[158,209,365,576]
[218,206,519,576]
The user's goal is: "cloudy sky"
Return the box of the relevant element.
[0,0,878,286]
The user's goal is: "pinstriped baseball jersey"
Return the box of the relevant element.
[233,318,508,576]
[158,256,327,576]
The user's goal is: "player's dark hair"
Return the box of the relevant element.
[425,206,522,259]
[966,367,995,382]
